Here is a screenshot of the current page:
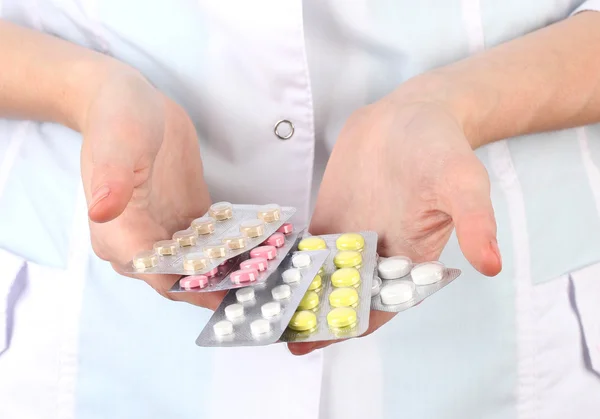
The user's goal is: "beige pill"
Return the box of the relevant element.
[153,240,179,256]
[222,235,247,250]
[209,202,233,221]
[183,252,209,272]
[203,244,228,259]
[257,204,281,223]
[191,217,216,235]
[173,229,197,247]
[132,250,158,270]
[239,219,265,238]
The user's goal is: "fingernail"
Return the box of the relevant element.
[490,239,502,266]
[90,185,111,210]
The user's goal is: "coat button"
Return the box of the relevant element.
[274,119,294,140]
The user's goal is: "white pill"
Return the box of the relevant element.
[271,284,291,300]
[213,320,233,337]
[371,276,382,296]
[250,319,272,336]
[261,301,281,318]
[282,268,302,284]
[378,256,412,279]
[224,303,244,320]
[292,253,311,268]
[411,261,445,285]
[380,282,415,305]
[236,287,255,303]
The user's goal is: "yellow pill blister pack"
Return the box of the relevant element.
[195,249,330,347]
[280,231,378,343]
[370,258,462,312]
[125,203,296,276]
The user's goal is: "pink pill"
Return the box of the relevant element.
[264,232,285,248]
[277,223,294,235]
[250,245,277,260]
[180,275,209,289]
[240,257,269,272]
[230,268,259,284]
[206,267,219,278]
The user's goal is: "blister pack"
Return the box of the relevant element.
[169,228,303,293]
[196,249,330,347]
[280,232,378,343]
[370,257,461,312]
[125,203,296,276]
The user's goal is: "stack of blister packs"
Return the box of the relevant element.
[128,202,461,347]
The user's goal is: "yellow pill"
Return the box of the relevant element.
[335,233,365,252]
[222,235,247,250]
[334,251,362,269]
[308,274,322,291]
[329,287,359,308]
[331,268,361,288]
[298,237,328,251]
[153,240,179,256]
[172,229,197,247]
[298,291,320,311]
[257,204,281,223]
[209,201,233,221]
[132,250,158,270]
[191,217,215,235]
[288,310,318,332]
[203,244,227,259]
[318,266,325,275]
[327,307,357,329]
[183,253,209,272]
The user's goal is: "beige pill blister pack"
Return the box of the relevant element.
[280,231,378,344]
[370,257,462,313]
[169,230,303,293]
[126,203,296,276]
[196,249,330,347]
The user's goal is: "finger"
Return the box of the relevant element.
[111,262,225,310]
[84,82,164,224]
[287,339,343,356]
[443,159,502,277]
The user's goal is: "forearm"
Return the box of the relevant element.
[401,11,600,148]
[0,20,133,131]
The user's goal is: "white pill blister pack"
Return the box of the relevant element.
[168,230,303,293]
[370,257,462,312]
[125,203,296,276]
[196,249,330,347]
[280,231,378,343]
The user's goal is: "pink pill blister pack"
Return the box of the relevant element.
[370,256,462,313]
[195,249,330,347]
[169,229,304,293]
[280,231,378,344]
[125,203,296,276]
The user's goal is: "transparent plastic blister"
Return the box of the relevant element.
[280,231,378,343]
[168,230,304,293]
[195,249,330,347]
[370,257,462,313]
[125,203,296,275]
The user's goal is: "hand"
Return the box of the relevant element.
[80,70,224,309]
[287,94,502,355]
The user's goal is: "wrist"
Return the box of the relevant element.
[62,57,147,132]
[390,71,490,149]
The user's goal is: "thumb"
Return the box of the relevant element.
[445,160,502,277]
[83,74,164,224]
[87,162,135,223]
